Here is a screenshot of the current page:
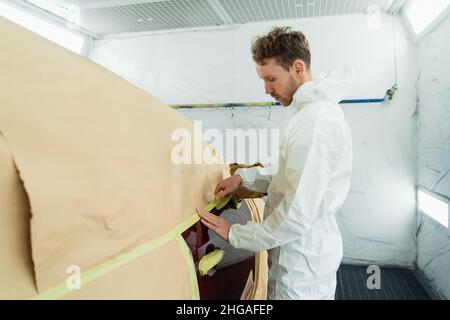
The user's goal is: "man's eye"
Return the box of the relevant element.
[268,78,276,82]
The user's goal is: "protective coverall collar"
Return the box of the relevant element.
[290,65,355,108]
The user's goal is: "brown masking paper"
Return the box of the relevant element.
[0,16,224,295]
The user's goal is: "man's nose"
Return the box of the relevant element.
[265,83,273,95]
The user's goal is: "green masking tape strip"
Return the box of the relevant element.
[176,213,200,234]
[199,249,225,276]
[215,195,233,210]
[203,194,233,213]
[176,234,200,300]
[33,213,202,300]
[203,199,218,212]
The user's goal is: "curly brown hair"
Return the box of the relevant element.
[251,27,311,71]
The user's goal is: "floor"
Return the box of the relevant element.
[336,265,434,300]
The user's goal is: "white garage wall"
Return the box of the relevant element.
[415,15,450,299]
[90,13,418,267]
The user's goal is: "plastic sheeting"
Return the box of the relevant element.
[178,107,286,165]
[416,15,450,299]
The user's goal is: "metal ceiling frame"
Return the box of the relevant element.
[207,0,233,25]
[17,0,408,37]
[65,0,170,10]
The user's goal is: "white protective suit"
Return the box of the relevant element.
[229,66,354,300]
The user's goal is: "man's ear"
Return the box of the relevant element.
[292,60,305,75]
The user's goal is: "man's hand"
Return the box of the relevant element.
[197,209,231,242]
[214,175,242,200]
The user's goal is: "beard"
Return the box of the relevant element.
[280,75,301,106]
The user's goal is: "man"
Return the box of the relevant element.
[197,27,354,300]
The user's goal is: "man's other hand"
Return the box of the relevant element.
[214,175,242,200]
[196,209,231,242]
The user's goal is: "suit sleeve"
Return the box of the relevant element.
[234,166,273,194]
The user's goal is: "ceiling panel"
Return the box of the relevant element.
[219,0,395,23]
[22,0,403,37]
